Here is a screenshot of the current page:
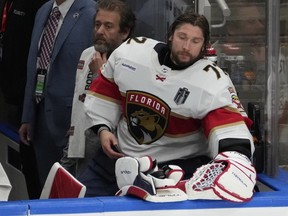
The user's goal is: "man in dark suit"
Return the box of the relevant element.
[0,0,48,199]
[19,0,96,189]
[0,0,47,127]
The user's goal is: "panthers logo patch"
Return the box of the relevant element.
[228,87,245,113]
[126,90,170,144]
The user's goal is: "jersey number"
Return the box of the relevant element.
[203,64,221,79]
[126,37,147,44]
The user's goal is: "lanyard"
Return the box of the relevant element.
[1,1,13,33]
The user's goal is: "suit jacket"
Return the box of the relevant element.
[22,0,96,147]
[0,0,48,105]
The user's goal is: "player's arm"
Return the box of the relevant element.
[188,66,256,202]
[199,66,254,158]
[203,106,254,158]
[84,43,123,127]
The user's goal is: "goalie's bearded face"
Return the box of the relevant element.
[169,23,205,67]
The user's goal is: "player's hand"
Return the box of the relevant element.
[99,129,124,159]
[19,123,32,146]
[89,51,107,74]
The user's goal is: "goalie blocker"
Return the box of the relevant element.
[115,156,188,202]
[115,152,256,203]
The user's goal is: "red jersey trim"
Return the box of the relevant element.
[202,107,252,137]
[89,74,122,102]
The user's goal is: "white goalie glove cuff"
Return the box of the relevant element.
[185,151,257,202]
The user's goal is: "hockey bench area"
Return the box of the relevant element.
[0,124,288,215]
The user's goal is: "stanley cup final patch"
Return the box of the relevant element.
[174,87,190,105]
[126,90,171,145]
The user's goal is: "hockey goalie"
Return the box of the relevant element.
[83,11,258,200]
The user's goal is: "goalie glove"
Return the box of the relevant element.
[185,151,257,202]
[115,156,188,202]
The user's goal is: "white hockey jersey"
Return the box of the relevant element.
[84,37,254,162]
[68,46,96,158]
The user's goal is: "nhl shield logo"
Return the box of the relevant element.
[174,87,190,105]
[126,90,170,144]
